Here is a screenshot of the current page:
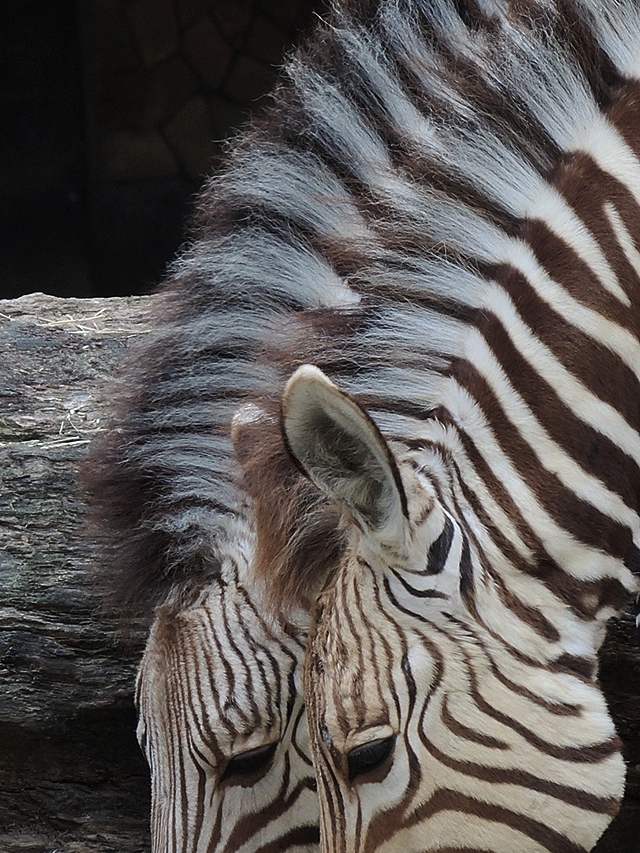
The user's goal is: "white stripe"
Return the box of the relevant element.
[604,201,640,284]
[576,0,640,79]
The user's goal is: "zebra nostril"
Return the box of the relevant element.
[347,735,396,782]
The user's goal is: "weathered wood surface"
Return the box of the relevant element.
[0,294,152,853]
[0,293,639,852]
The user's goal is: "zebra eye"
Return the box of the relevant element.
[347,735,396,782]
[221,742,278,782]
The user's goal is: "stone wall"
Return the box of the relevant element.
[91,0,319,181]
[0,1,321,299]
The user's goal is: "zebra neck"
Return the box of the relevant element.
[428,85,640,632]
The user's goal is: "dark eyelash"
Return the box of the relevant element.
[347,735,396,782]
[221,742,278,782]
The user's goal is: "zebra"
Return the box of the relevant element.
[84,423,320,852]
[133,511,318,853]
[81,3,370,844]
[79,120,358,852]
[219,0,640,851]
[80,302,334,848]
[82,0,640,849]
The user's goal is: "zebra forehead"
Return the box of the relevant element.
[146,587,301,681]
[151,582,304,661]
[138,588,305,754]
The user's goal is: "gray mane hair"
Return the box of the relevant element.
[81,0,640,615]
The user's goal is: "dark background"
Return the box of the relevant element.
[0,0,321,300]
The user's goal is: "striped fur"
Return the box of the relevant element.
[82,0,640,850]
[136,519,318,852]
[282,367,630,852]
[234,0,640,851]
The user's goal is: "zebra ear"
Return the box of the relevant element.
[282,365,409,543]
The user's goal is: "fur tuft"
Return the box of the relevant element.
[233,394,346,613]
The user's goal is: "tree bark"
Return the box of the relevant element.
[0,293,638,852]
[0,294,152,853]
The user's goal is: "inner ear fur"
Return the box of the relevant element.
[233,395,345,613]
[282,365,409,541]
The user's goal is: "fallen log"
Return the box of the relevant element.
[0,293,152,853]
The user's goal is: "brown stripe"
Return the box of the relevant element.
[461,676,619,763]
[458,626,582,717]
[608,79,640,160]
[422,732,619,815]
[488,564,560,643]
[406,788,605,853]
[441,692,510,750]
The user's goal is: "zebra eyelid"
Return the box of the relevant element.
[220,741,279,783]
[347,735,397,782]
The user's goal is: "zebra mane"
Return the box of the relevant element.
[82,0,640,615]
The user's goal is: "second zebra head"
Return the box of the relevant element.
[246,365,629,853]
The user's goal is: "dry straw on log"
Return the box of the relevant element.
[0,294,151,853]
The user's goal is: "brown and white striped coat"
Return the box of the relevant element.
[84,0,640,850]
[135,518,317,853]
[240,1,640,851]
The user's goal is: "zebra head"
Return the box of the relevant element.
[135,529,319,853]
[280,364,624,853]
